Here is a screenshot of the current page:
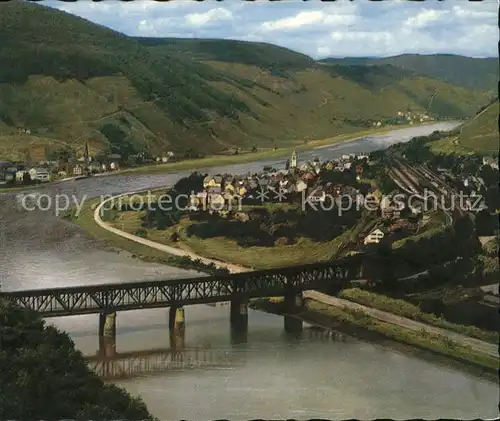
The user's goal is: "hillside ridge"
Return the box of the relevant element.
[0,1,495,161]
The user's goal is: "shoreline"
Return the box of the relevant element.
[250,296,498,382]
[90,122,437,178]
[93,192,250,274]
[0,121,454,194]
[68,189,248,275]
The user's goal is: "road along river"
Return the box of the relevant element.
[2,122,498,420]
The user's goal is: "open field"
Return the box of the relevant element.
[66,192,223,274]
[111,212,353,270]
[458,100,498,155]
[425,100,498,156]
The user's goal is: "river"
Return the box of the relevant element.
[1,122,498,420]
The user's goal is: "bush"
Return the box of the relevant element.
[135,229,147,238]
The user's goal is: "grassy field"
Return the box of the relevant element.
[425,100,498,156]
[66,192,224,274]
[109,200,377,270]
[338,288,498,344]
[112,212,354,270]
[458,100,498,155]
[427,135,476,156]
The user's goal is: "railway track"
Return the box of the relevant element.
[388,157,462,222]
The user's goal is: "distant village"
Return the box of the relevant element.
[0,140,176,186]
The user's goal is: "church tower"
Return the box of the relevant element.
[291,149,297,169]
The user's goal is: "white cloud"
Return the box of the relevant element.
[261,11,325,31]
[186,8,234,27]
[261,9,357,32]
[44,0,498,58]
[405,9,449,29]
[452,5,497,20]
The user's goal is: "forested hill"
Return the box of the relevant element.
[319,54,498,92]
[0,1,493,161]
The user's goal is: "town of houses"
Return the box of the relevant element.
[183,150,432,249]
[189,150,368,211]
[0,143,178,186]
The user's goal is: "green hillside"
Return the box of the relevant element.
[320,54,498,92]
[134,37,314,78]
[459,99,498,154]
[0,2,493,161]
[427,99,498,156]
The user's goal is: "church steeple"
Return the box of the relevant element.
[83,141,89,167]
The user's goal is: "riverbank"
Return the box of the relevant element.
[112,123,429,176]
[338,288,499,344]
[251,291,498,381]
[0,182,48,193]
[67,189,243,275]
[0,176,89,193]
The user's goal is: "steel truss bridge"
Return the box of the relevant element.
[0,256,369,317]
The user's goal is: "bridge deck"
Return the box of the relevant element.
[0,256,369,317]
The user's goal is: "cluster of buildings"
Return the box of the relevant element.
[0,162,51,184]
[370,111,433,128]
[0,157,122,185]
[187,149,427,249]
[396,110,432,124]
[188,150,371,212]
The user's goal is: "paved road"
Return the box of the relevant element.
[94,192,251,274]
[303,290,498,358]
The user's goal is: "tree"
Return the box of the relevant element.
[173,172,204,195]
[377,242,398,290]
[0,300,155,421]
[22,172,32,185]
[484,185,500,212]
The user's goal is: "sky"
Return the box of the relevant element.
[44,0,498,59]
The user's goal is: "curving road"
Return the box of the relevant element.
[94,192,251,274]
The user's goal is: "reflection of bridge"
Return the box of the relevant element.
[85,346,239,380]
[1,254,379,355]
[85,328,348,379]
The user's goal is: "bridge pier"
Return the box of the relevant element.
[283,291,303,334]
[230,299,248,342]
[169,306,186,350]
[98,311,116,357]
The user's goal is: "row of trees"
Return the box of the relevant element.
[185,206,361,247]
[391,214,480,270]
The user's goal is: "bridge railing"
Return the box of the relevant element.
[0,254,368,317]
